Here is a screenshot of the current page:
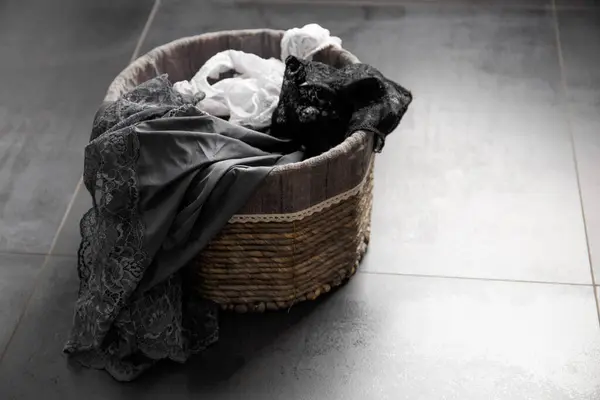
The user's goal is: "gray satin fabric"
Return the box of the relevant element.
[136,115,303,291]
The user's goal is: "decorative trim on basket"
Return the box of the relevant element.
[229,158,374,224]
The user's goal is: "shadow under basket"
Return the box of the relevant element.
[105,29,376,312]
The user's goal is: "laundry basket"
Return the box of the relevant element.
[104,29,375,312]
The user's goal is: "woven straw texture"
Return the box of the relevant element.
[103,29,375,311]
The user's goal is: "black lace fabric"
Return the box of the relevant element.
[271,55,413,158]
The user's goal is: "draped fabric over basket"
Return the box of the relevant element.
[65,74,304,381]
[65,29,412,382]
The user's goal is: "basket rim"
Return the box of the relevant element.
[104,28,369,174]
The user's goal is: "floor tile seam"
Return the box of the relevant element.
[0,251,77,260]
[232,0,600,11]
[0,250,49,258]
[358,269,596,287]
[0,0,163,364]
[550,0,600,326]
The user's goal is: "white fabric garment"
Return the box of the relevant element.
[280,23,342,62]
[172,81,230,117]
[173,24,342,129]
[174,50,284,128]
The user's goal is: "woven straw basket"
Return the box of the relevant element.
[104,29,375,312]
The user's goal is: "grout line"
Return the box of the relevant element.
[358,270,596,287]
[0,252,78,260]
[46,179,83,257]
[0,250,78,260]
[0,0,162,364]
[130,0,162,64]
[46,0,162,259]
[551,0,600,327]
[232,0,599,11]
[41,0,164,259]
[0,251,50,258]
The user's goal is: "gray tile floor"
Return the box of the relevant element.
[1,0,600,398]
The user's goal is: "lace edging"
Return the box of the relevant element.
[229,159,373,224]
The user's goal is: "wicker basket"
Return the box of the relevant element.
[104,29,375,312]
